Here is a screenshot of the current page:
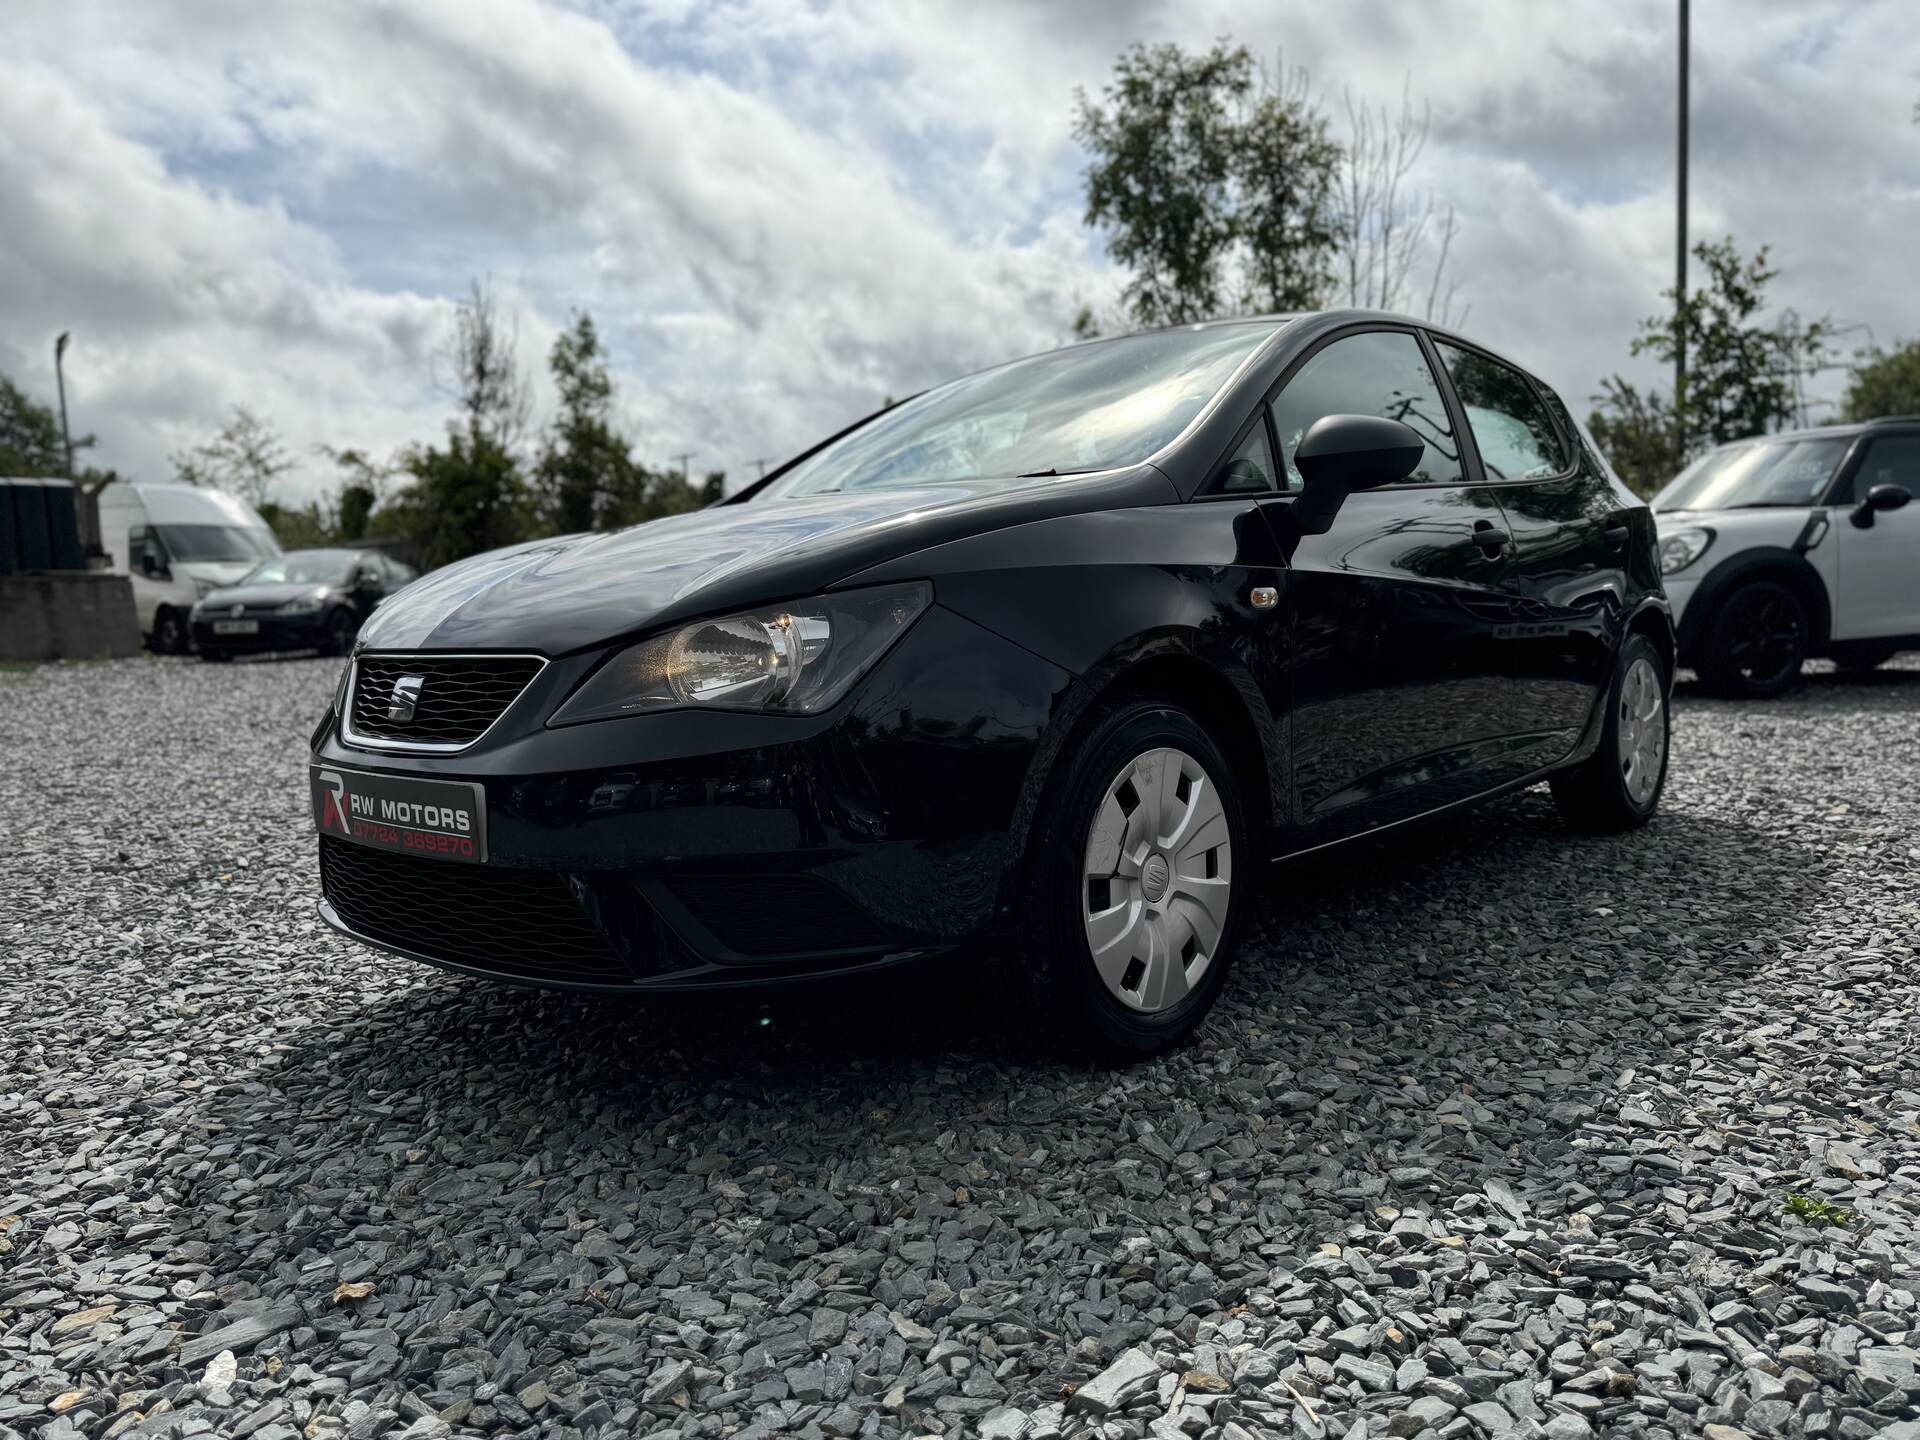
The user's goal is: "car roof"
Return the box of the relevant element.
[1710,415,1920,448]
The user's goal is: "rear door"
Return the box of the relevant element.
[1258,326,1533,844]
[1829,430,1920,641]
[1429,342,1619,762]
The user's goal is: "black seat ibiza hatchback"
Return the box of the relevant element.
[310,311,1672,1057]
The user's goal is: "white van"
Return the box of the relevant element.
[98,482,282,653]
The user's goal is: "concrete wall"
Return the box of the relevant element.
[0,572,144,661]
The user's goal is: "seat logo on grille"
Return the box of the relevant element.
[387,674,425,723]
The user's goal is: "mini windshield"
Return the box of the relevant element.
[239,550,359,586]
[158,524,281,563]
[1655,435,1852,511]
[759,322,1281,500]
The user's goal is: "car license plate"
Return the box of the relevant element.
[213,619,259,635]
[310,765,487,864]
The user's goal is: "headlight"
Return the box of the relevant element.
[551,582,932,725]
[193,578,217,598]
[277,594,326,615]
[1658,527,1713,575]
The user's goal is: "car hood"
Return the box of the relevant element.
[176,560,260,588]
[356,470,1174,655]
[1654,505,1814,544]
[198,582,335,609]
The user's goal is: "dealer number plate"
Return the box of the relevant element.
[310,765,488,864]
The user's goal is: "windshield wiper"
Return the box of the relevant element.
[1016,466,1101,478]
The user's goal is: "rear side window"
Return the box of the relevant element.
[1270,331,1463,487]
[1833,434,1920,504]
[1434,342,1569,481]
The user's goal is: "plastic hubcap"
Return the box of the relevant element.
[1617,656,1667,806]
[1081,746,1232,1014]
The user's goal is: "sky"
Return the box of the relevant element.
[3,0,1916,502]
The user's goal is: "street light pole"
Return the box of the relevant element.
[54,332,75,479]
[1675,0,1690,444]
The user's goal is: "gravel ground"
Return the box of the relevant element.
[2,653,1917,1440]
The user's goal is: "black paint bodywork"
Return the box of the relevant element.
[312,309,1671,991]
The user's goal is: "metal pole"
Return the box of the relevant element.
[1675,0,1689,448]
[54,332,75,478]
[671,452,694,481]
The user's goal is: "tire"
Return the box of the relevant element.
[1550,633,1670,832]
[150,608,188,656]
[1016,698,1247,1060]
[1829,642,1899,673]
[1695,579,1808,698]
[323,607,359,656]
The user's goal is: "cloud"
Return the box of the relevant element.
[1,0,1915,504]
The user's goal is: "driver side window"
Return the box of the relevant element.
[1269,331,1464,488]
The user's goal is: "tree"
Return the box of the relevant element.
[436,278,531,453]
[320,446,388,541]
[387,429,529,570]
[1074,42,1342,327]
[0,374,89,476]
[1585,378,1678,498]
[1589,237,1832,495]
[1337,82,1465,324]
[533,312,633,534]
[1842,339,1920,421]
[171,406,292,505]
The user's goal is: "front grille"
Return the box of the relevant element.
[668,875,892,956]
[346,653,544,748]
[320,836,630,985]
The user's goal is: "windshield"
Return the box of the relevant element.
[158,524,280,563]
[238,550,358,586]
[1655,435,1852,511]
[760,322,1281,500]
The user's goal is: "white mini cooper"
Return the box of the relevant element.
[1654,417,1918,696]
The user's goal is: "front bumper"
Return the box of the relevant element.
[310,604,1077,990]
[193,612,331,653]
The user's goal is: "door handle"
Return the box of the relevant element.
[1472,520,1510,556]
[1605,523,1631,549]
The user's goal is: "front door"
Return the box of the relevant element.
[1259,327,1533,845]
[1830,431,1920,641]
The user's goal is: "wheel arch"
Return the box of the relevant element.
[1625,599,1676,681]
[1676,546,1832,662]
[998,638,1281,920]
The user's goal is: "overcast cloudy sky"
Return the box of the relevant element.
[3,0,1916,500]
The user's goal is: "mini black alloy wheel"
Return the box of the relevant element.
[1701,580,1808,698]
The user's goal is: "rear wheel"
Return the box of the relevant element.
[1697,579,1808,698]
[1017,699,1246,1059]
[1829,641,1899,673]
[1550,634,1670,832]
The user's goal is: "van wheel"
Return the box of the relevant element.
[1016,699,1246,1060]
[1696,579,1808,698]
[151,608,188,655]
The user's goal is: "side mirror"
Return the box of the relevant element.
[1288,414,1427,535]
[355,567,380,589]
[1850,482,1912,529]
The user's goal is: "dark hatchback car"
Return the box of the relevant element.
[195,548,416,659]
[309,312,1672,1056]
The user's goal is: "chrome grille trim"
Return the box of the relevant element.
[340,651,549,754]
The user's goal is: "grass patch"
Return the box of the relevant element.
[1784,1193,1856,1228]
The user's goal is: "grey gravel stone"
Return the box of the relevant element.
[2,654,1918,1440]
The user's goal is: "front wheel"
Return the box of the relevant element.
[1697,579,1808,697]
[323,607,359,656]
[1017,699,1246,1059]
[1550,634,1670,832]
